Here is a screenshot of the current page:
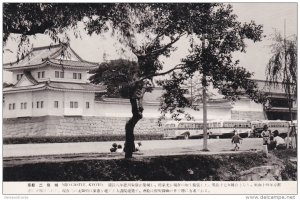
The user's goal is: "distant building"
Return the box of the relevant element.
[255,80,297,121]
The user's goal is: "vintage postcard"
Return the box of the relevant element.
[2,1,298,199]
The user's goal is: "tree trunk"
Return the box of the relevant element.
[124,98,144,158]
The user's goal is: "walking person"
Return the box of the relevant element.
[231,130,243,151]
[261,124,271,154]
[261,125,271,145]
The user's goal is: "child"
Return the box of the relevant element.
[261,125,271,145]
[110,143,118,152]
[116,144,123,153]
[135,142,142,152]
[231,130,243,151]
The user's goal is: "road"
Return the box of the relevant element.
[3,138,263,158]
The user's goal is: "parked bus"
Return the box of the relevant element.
[163,119,293,140]
[163,121,204,139]
[251,120,290,138]
[208,120,252,138]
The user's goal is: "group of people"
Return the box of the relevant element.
[231,124,289,151]
[261,125,287,150]
[110,142,142,153]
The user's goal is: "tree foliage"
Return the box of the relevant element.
[3,3,116,43]
[157,4,266,121]
[266,31,297,97]
[89,59,153,98]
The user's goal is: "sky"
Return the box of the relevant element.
[2,2,298,83]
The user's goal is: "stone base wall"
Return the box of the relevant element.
[3,116,164,138]
[231,111,265,121]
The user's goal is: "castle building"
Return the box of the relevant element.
[3,43,106,118]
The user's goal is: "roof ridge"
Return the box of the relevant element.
[13,71,38,88]
[49,58,99,65]
[3,44,62,67]
[32,43,62,51]
[68,45,84,61]
[3,43,99,69]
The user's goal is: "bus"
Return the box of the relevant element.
[163,121,204,139]
[251,120,290,137]
[208,120,252,138]
[163,119,293,139]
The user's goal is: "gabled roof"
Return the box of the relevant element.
[3,81,106,94]
[3,43,99,71]
[14,71,39,87]
[23,71,39,85]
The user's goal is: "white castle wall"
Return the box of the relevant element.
[11,65,88,84]
[4,92,33,118]
[4,90,96,118]
[93,100,232,120]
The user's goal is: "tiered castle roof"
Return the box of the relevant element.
[4,43,99,71]
[3,43,106,94]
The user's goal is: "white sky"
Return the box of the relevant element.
[2,2,298,83]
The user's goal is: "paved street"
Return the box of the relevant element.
[3,138,263,158]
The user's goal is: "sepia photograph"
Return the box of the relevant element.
[1,1,298,197]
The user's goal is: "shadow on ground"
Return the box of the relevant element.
[3,149,297,181]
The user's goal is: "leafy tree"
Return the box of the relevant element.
[266,31,297,121]
[88,3,203,158]
[4,3,266,157]
[90,4,266,153]
[157,4,266,150]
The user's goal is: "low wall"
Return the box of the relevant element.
[3,116,164,138]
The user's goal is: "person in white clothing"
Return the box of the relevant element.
[273,130,286,150]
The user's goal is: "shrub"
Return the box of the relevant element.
[3,134,164,144]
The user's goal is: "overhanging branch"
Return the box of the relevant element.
[149,33,186,56]
[139,63,185,82]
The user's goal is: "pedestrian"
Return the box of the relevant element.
[231,130,243,151]
[110,143,118,152]
[135,142,142,152]
[261,124,271,154]
[273,130,287,150]
[288,124,297,149]
[116,144,123,153]
[261,125,271,145]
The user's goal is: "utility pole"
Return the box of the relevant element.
[190,77,193,105]
[202,35,208,151]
